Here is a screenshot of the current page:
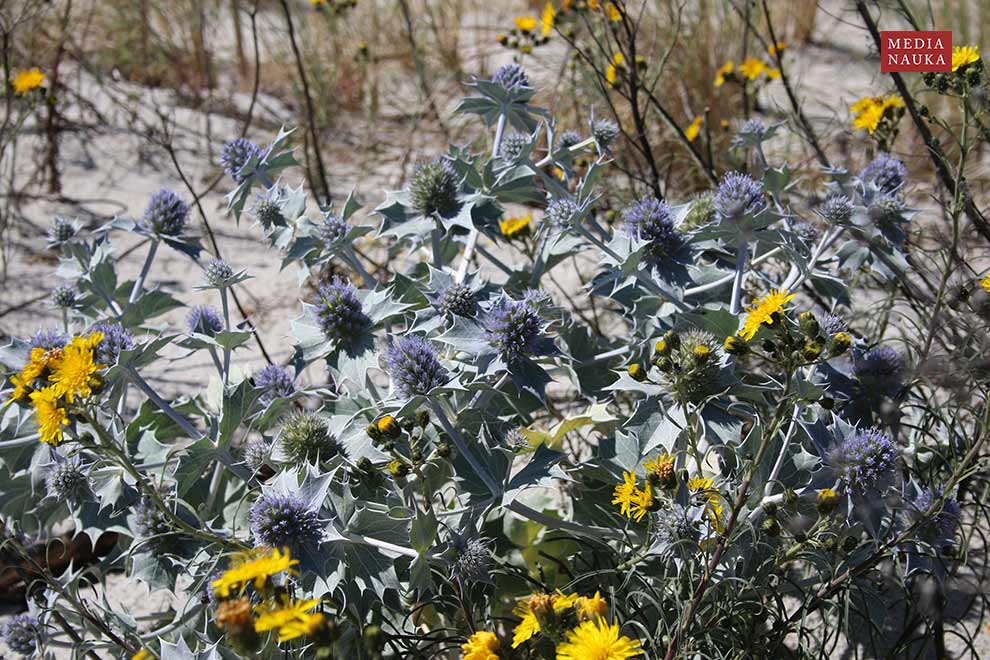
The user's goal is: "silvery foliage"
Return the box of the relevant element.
[0,66,978,659]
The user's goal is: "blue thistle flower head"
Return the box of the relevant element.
[557,130,583,150]
[254,364,296,403]
[499,132,529,161]
[819,313,848,336]
[320,214,348,249]
[314,278,370,344]
[861,153,907,194]
[820,193,853,225]
[91,321,134,366]
[3,613,38,656]
[437,283,477,317]
[51,284,76,308]
[592,118,620,145]
[904,487,960,548]
[133,496,170,540]
[187,305,224,336]
[492,63,530,91]
[49,216,76,243]
[450,536,493,584]
[715,171,766,219]
[242,437,271,473]
[30,328,66,351]
[486,299,549,363]
[221,138,262,183]
[143,189,190,236]
[385,336,450,398]
[853,345,904,397]
[45,459,89,502]
[205,258,235,287]
[410,158,461,218]
[545,198,578,227]
[250,492,322,549]
[827,427,897,494]
[622,196,687,268]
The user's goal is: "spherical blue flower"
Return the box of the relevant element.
[252,193,285,229]
[143,189,190,236]
[3,613,38,656]
[486,300,547,363]
[437,283,477,317]
[450,536,492,584]
[853,345,904,397]
[29,328,66,351]
[279,413,345,466]
[49,216,76,243]
[385,336,450,398]
[242,437,271,473]
[91,321,134,366]
[499,132,529,161]
[314,278,370,344]
[133,495,170,540]
[715,171,766,219]
[827,427,897,494]
[819,313,848,336]
[557,130,582,150]
[820,193,853,224]
[861,153,907,194]
[654,503,697,546]
[492,63,530,91]
[320,214,348,249]
[254,364,296,403]
[187,305,224,336]
[51,284,76,308]
[250,493,322,549]
[46,460,89,502]
[904,487,960,549]
[545,198,578,227]
[221,138,262,183]
[205,258,234,287]
[592,118,620,145]
[411,158,461,218]
[622,196,686,268]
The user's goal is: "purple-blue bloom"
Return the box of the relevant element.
[385,336,450,398]
[715,171,766,219]
[622,196,686,268]
[437,283,477,317]
[828,427,897,494]
[492,63,530,91]
[29,328,66,351]
[853,345,904,397]
[545,198,578,227]
[861,153,907,194]
[820,193,853,225]
[250,493,322,549]
[486,299,547,363]
[254,364,296,403]
[905,487,960,548]
[91,321,134,366]
[221,138,262,183]
[3,613,38,656]
[143,189,190,236]
[187,305,224,336]
[320,214,348,249]
[314,278,370,344]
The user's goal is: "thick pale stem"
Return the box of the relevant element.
[126,367,201,439]
[730,237,748,315]
[129,239,159,305]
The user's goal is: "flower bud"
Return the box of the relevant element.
[723,335,748,356]
[627,364,646,381]
[798,311,819,337]
[816,487,840,515]
[802,341,823,362]
[828,332,852,357]
[376,415,401,438]
[761,517,781,537]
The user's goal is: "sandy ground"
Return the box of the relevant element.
[1,0,988,657]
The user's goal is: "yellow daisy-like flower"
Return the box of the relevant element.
[541,2,555,37]
[606,52,625,86]
[768,41,786,57]
[462,630,500,660]
[980,275,990,294]
[30,386,68,446]
[500,214,532,238]
[644,453,674,483]
[5,347,62,405]
[685,115,702,142]
[275,611,325,642]
[611,471,653,522]
[132,650,152,660]
[952,45,980,72]
[577,591,608,621]
[11,68,45,96]
[605,2,623,21]
[850,95,904,134]
[689,476,725,530]
[766,67,781,80]
[253,596,319,635]
[738,57,766,81]
[714,60,734,87]
[514,16,538,32]
[211,547,299,599]
[49,332,105,403]
[739,288,795,340]
[556,618,643,660]
[511,592,580,647]
[687,476,713,492]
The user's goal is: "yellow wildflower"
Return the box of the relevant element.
[952,45,980,72]
[605,2,623,21]
[768,41,786,56]
[541,2,555,37]
[461,630,500,660]
[511,592,580,647]
[11,68,45,96]
[577,591,608,621]
[766,67,781,80]
[216,597,253,628]
[980,275,990,294]
[738,57,766,81]
[644,453,675,483]
[132,651,152,660]
[275,611,326,642]
[6,347,62,404]
[30,386,68,446]
[850,95,904,134]
[739,289,795,340]
[685,115,702,142]
[49,332,105,403]
[687,476,714,492]
[557,618,643,660]
[514,16,538,32]
[606,52,624,86]
[714,60,734,87]
[611,471,653,522]
[211,547,299,598]
[500,214,532,238]
[253,596,318,635]
[588,0,600,9]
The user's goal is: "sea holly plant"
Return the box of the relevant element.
[1,60,989,660]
